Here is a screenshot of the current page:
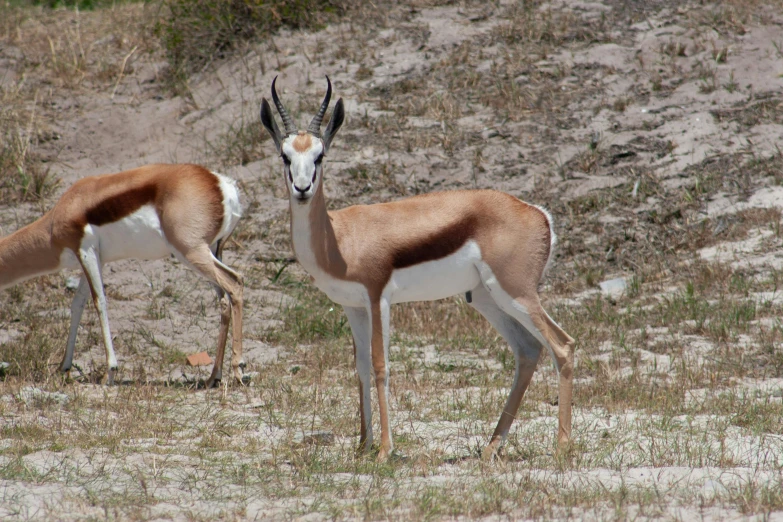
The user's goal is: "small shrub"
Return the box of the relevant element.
[10,0,134,8]
[156,0,341,90]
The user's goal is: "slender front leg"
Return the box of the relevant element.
[370,298,393,461]
[61,275,90,374]
[344,305,373,453]
[78,245,118,385]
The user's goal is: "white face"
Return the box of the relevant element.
[280,133,324,203]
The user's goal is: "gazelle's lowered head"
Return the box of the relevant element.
[260,76,344,203]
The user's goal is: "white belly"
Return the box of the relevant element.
[386,240,481,304]
[95,205,172,263]
[312,273,369,308]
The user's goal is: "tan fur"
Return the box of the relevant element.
[292,132,313,153]
[0,212,62,289]
[50,164,224,251]
[264,82,572,461]
[299,177,574,460]
[307,188,551,300]
[0,164,243,386]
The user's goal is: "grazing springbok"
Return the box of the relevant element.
[0,164,244,387]
[260,77,574,461]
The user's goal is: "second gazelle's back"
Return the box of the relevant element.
[260,77,575,461]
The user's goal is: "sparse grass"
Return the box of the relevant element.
[156,0,342,93]
[0,89,59,204]
[0,1,163,203]
[3,0,783,519]
[203,112,270,170]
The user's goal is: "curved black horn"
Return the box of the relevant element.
[271,76,296,135]
[307,76,332,137]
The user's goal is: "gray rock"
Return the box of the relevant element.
[599,277,627,298]
[65,275,81,290]
[17,386,70,406]
[293,430,334,446]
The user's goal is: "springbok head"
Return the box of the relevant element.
[260,76,344,202]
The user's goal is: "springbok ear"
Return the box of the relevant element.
[260,98,282,152]
[322,98,344,153]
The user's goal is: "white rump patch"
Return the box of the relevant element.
[214,172,243,242]
[531,203,556,277]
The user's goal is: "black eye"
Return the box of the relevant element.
[315,153,323,165]
[281,154,291,166]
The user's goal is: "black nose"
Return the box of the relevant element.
[293,183,311,194]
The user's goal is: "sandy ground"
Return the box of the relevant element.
[2,0,783,519]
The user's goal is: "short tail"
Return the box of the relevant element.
[532,204,557,284]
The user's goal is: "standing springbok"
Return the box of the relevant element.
[0,164,244,387]
[260,77,574,461]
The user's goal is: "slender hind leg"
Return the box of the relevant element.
[344,305,374,453]
[497,295,574,448]
[213,238,246,379]
[537,309,574,446]
[476,266,575,449]
[61,275,90,375]
[178,244,243,388]
[205,287,231,388]
[468,286,543,460]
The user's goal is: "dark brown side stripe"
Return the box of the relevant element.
[391,215,477,269]
[84,183,157,226]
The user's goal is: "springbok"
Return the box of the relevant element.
[260,77,575,461]
[0,164,244,387]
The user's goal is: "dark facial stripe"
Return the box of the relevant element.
[84,183,157,226]
[391,216,477,269]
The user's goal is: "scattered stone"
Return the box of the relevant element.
[65,275,81,290]
[17,386,70,406]
[293,430,334,446]
[167,368,187,383]
[481,128,500,139]
[186,351,213,367]
[0,361,9,377]
[599,277,627,298]
[241,371,259,384]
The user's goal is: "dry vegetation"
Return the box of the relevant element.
[2,0,783,519]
